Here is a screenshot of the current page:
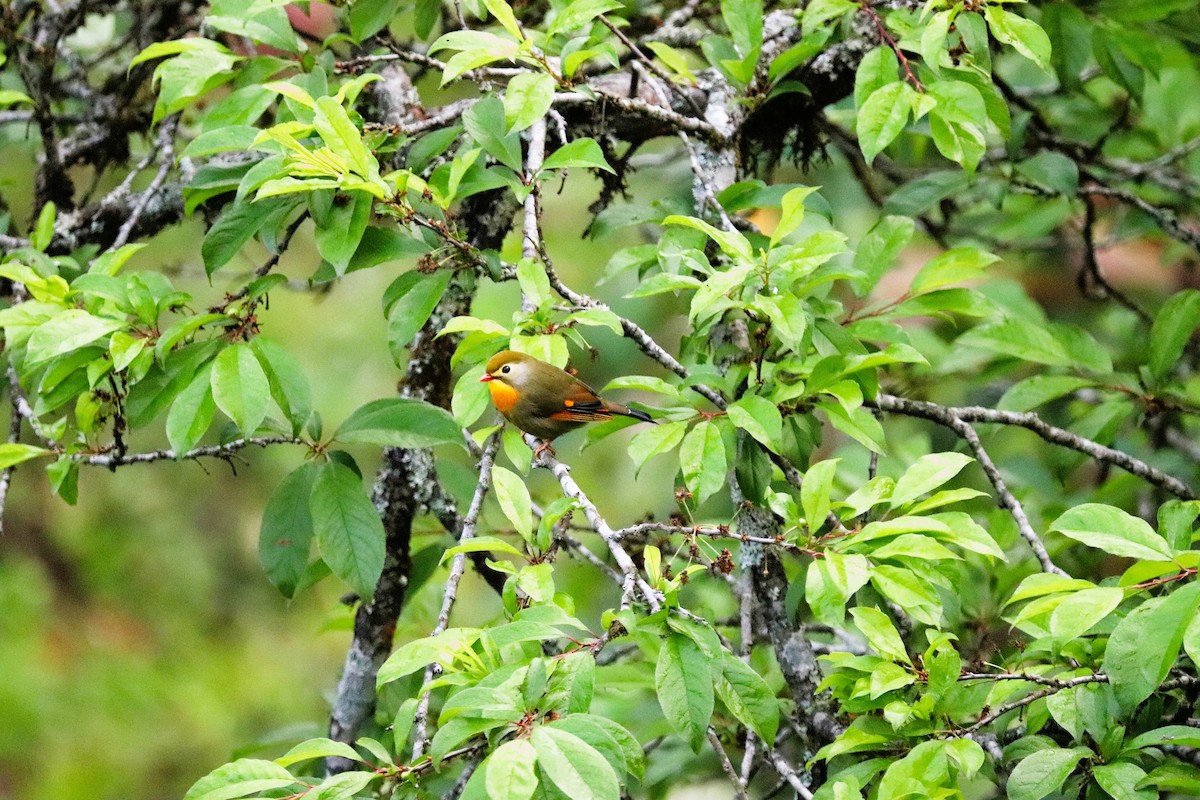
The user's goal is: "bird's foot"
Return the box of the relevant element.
[532,439,556,462]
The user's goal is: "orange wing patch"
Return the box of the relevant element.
[549,407,612,422]
[488,381,520,414]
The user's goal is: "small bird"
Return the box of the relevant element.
[479,350,655,449]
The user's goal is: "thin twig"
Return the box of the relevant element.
[708,728,750,800]
[874,393,1197,501]
[411,431,502,761]
[765,748,815,800]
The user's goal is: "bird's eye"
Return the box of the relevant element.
[501,365,511,373]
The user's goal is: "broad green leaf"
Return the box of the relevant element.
[1049,504,1174,562]
[910,247,997,294]
[504,72,555,133]
[801,458,839,533]
[805,551,871,626]
[183,758,297,800]
[384,270,454,363]
[275,737,363,767]
[259,464,318,599]
[0,443,51,469]
[250,338,313,435]
[462,95,523,172]
[1148,289,1200,382]
[313,97,376,179]
[715,651,779,742]
[852,215,913,294]
[1105,582,1200,711]
[871,565,942,626]
[889,452,974,508]
[311,461,386,600]
[1092,762,1154,800]
[441,535,527,564]
[314,191,373,275]
[985,6,1052,71]
[531,726,620,800]
[1048,587,1124,644]
[663,214,754,262]
[26,310,123,365]
[857,81,915,163]
[307,771,375,800]
[655,632,714,752]
[491,465,533,539]
[549,0,623,34]
[726,395,782,452]
[167,365,216,454]
[854,46,899,108]
[335,398,464,449]
[486,738,539,800]
[1007,747,1091,800]
[679,420,726,505]
[997,375,1095,412]
[628,420,687,477]
[348,0,402,40]
[210,343,271,436]
[541,138,614,174]
[849,606,911,666]
[1127,725,1200,750]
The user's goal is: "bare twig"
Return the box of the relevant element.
[411,430,502,761]
[765,748,815,800]
[708,728,750,800]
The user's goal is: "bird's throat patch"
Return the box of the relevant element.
[488,381,519,414]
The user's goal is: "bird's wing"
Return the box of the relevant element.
[546,379,613,422]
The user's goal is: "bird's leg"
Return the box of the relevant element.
[533,439,557,461]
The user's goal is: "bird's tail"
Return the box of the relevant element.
[607,403,655,424]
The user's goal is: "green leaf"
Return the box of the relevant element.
[491,465,534,540]
[259,464,318,599]
[250,338,313,435]
[715,651,779,742]
[849,606,912,666]
[311,461,386,600]
[997,375,1095,412]
[542,138,614,174]
[1092,762,1155,800]
[202,196,297,276]
[548,0,623,35]
[1049,504,1174,561]
[486,738,539,800]
[1007,747,1091,800]
[167,364,216,454]
[210,343,271,436]
[910,247,997,294]
[531,726,620,800]
[628,420,687,478]
[26,310,123,365]
[1105,582,1200,711]
[335,398,464,449]
[655,632,714,752]
[889,452,974,508]
[852,215,914,295]
[275,737,363,768]
[726,395,782,452]
[306,771,375,800]
[801,458,839,533]
[1148,289,1200,382]
[1127,725,1200,750]
[314,192,373,275]
[441,535,527,564]
[384,270,454,363]
[679,420,727,505]
[313,97,377,180]
[348,0,402,40]
[1048,587,1124,644]
[183,758,297,800]
[663,214,754,262]
[0,443,51,469]
[504,72,555,133]
[854,46,899,108]
[984,6,1052,71]
[462,95,523,172]
[857,81,915,163]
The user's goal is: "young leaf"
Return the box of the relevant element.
[849,606,912,666]
[889,452,974,508]
[504,72,555,134]
[486,738,539,800]
[491,465,534,540]
[726,395,782,452]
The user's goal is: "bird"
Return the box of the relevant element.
[479,350,655,452]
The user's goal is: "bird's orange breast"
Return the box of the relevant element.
[487,381,520,415]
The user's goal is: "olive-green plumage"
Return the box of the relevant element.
[479,350,654,441]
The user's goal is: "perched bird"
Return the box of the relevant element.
[479,350,655,448]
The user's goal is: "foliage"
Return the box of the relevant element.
[3,0,1200,799]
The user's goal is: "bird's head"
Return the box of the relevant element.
[479,350,536,388]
